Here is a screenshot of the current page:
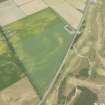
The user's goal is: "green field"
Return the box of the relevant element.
[4,8,74,97]
[0,31,24,91]
[74,86,97,105]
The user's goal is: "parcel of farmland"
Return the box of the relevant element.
[3,8,74,97]
[0,31,24,91]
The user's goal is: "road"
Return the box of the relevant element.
[38,0,91,105]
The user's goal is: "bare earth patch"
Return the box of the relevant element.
[66,0,86,10]
[20,0,48,16]
[0,77,40,105]
[0,0,25,26]
[0,0,48,26]
[13,0,32,6]
[44,0,82,28]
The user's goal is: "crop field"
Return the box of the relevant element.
[0,0,7,2]
[44,0,83,28]
[0,31,24,91]
[0,77,40,105]
[3,8,74,97]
